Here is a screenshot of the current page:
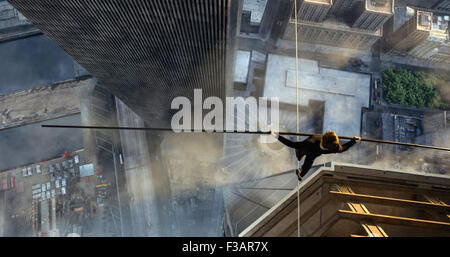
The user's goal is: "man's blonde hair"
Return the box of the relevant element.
[322,131,339,150]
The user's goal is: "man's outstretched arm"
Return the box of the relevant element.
[338,136,361,153]
[271,130,303,149]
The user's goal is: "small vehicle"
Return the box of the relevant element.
[36,165,41,174]
[74,155,79,164]
[49,164,55,173]
[62,179,66,187]
[62,187,66,195]
[41,183,46,192]
[22,168,28,177]
[27,167,33,176]
[51,189,56,198]
[47,182,51,190]
[55,180,60,188]
[55,163,61,171]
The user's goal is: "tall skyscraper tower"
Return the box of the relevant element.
[328,0,357,17]
[385,10,433,54]
[8,0,243,127]
[296,0,333,23]
[351,0,394,31]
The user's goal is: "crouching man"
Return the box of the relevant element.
[271,130,361,181]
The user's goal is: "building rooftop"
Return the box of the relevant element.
[239,162,450,237]
[263,54,370,138]
[416,10,433,31]
[430,14,450,39]
[0,77,91,130]
[293,17,383,36]
[304,0,333,5]
[242,0,268,24]
[366,0,394,14]
[0,1,40,42]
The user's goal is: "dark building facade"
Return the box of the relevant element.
[351,0,394,31]
[434,0,450,13]
[296,0,332,23]
[283,19,383,49]
[0,1,41,42]
[8,0,243,127]
[328,0,357,17]
[282,0,391,50]
[385,9,432,54]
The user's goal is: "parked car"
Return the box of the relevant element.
[27,167,32,176]
[36,165,41,174]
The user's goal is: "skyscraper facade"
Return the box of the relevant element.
[385,10,433,54]
[8,0,242,127]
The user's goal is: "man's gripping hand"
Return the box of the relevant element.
[271,129,279,139]
[353,136,361,143]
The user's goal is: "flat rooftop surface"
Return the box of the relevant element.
[239,162,450,237]
[234,50,251,83]
[304,0,332,4]
[243,0,268,24]
[366,0,394,13]
[263,54,370,137]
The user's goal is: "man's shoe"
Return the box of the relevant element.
[296,169,303,182]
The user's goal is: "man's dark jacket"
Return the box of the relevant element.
[278,134,357,177]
